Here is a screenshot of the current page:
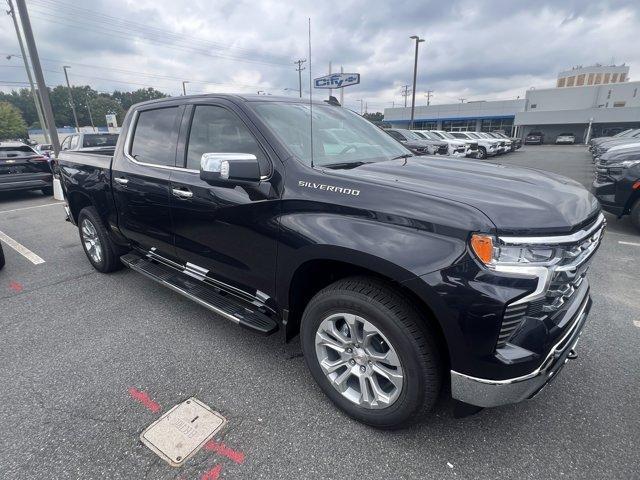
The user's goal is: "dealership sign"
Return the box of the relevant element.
[314,73,360,89]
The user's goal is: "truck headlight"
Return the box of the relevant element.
[608,160,640,169]
[470,234,560,267]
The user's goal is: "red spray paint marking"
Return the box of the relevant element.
[128,387,161,413]
[200,464,223,480]
[204,440,245,464]
[9,281,23,293]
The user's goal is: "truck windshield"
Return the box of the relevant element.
[252,102,411,167]
[82,134,119,148]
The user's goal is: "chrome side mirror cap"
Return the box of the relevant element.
[200,153,260,185]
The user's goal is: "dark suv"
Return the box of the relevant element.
[525,131,544,145]
[0,142,53,195]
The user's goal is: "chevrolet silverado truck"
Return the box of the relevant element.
[58,94,604,428]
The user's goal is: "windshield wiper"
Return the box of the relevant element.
[390,153,414,161]
[322,161,370,170]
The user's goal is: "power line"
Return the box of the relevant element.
[26,2,292,68]
[30,0,287,61]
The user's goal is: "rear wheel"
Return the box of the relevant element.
[78,207,125,273]
[0,242,5,270]
[300,277,442,429]
[631,199,640,233]
[476,146,487,159]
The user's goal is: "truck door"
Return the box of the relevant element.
[168,102,281,304]
[111,104,183,261]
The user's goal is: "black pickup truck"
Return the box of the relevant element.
[58,94,604,428]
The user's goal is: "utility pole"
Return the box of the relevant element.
[328,60,332,98]
[6,0,49,143]
[425,90,433,106]
[400,85,410,107]
[409,35,425,130]
[294,59,306,98]
[459,98,466,103]
[86,96,95,132]
[182,80,189,95]
[63,66,79,131]
[15,0,59,153]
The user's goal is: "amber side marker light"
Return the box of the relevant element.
[470,234,494,264]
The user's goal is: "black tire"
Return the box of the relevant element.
[300,276,442,429]
[0,243,5,270]
[41,186,54,196]
[77,206,125,273]
[631,199,640,233]
[476,146,487,159]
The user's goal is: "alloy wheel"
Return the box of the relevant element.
[315,313,404,409]
[81,218,103,264]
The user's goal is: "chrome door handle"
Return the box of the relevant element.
[114,177,129,185]
[172,188,193,199]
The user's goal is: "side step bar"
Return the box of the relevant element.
[120,253,278,335]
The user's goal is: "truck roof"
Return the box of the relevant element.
[132,93,332,109]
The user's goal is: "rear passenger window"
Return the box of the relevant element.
[185,105,270,175]
[70,135,79,150]
[130,107,179,166]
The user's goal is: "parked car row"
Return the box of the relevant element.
[589,128,640,160]
[592,138,640,232]
[383,128,521,159]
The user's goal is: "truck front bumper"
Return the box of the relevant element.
[450,294,591,408]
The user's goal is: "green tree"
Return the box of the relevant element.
[112,88,168,111]
[88,95,126,126]
[363,112,384,122]
[0,101,28,140]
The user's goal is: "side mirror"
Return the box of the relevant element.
[200,153,261,185]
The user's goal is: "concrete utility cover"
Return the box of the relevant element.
[140,398,226,467]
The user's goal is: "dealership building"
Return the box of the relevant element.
[383,64,640,142]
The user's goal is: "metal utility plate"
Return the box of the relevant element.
[140,397,226,467]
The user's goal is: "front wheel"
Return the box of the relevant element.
[300,277,442,429]
[476,146,487,159]
[0,243,5,270]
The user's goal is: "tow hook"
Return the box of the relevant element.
[567,349,578,360]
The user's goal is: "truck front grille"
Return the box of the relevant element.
[495,216,604,348]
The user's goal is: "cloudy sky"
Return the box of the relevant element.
[1,0,639,112]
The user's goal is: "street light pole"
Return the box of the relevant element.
[15,0,59,153]
[409,35,425,130]
[182,80,189,95]
[63,65,79,132]
[6,0,49,143]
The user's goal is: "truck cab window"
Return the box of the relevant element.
[185,105,269,175]
[130,107,179,166]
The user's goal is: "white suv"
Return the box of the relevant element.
[448,132,498,159]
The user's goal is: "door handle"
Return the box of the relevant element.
[114,177,129,185]
[172,188,193,199]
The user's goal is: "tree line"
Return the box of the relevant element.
[0,86,168,132]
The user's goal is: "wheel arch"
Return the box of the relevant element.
[282,253,450,370]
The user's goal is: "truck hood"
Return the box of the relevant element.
[332,157,599,234]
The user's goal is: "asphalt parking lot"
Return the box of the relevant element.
[0,145,638,480]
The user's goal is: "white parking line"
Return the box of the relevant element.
[618,241,640,247]
[0,230,45,265]
[0,202,63,215]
